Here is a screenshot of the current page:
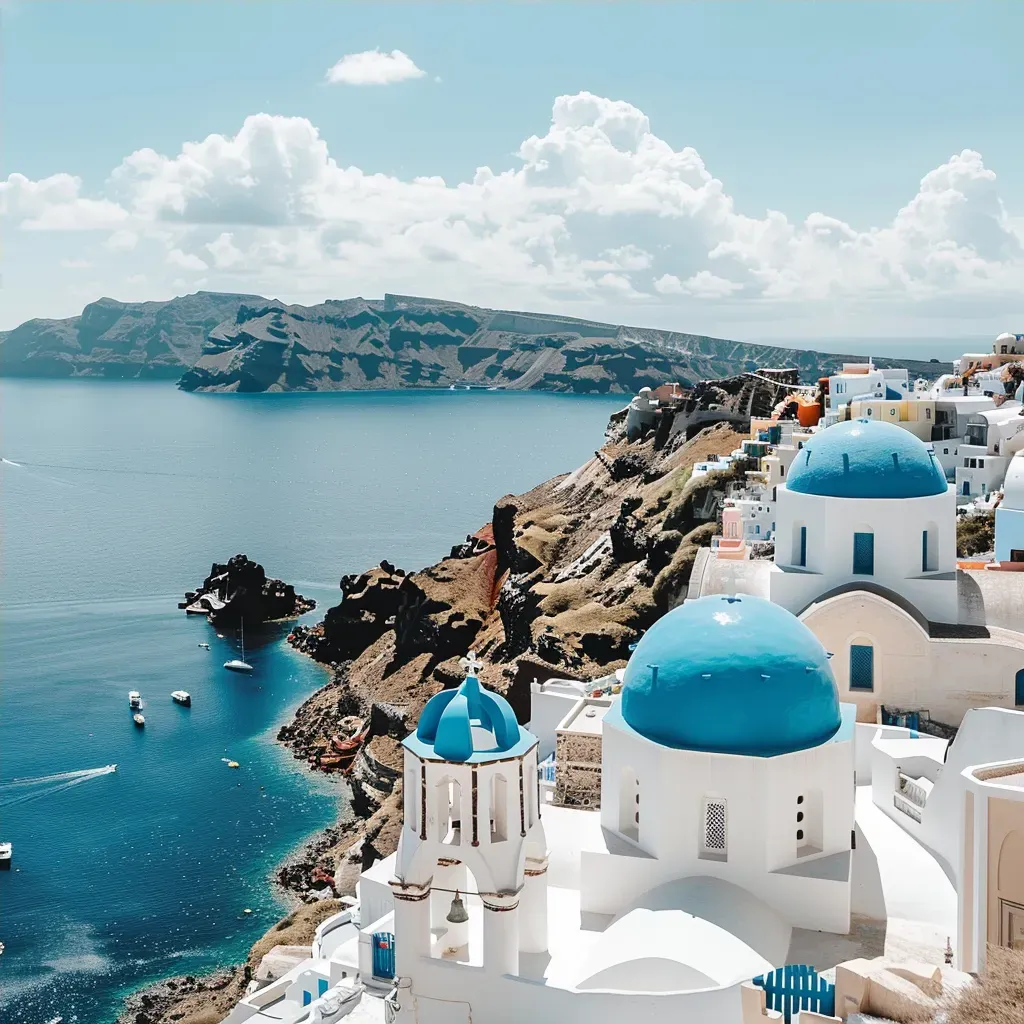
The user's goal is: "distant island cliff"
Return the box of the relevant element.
[0,291,941,392]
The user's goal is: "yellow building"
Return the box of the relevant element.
[848,397,936,441]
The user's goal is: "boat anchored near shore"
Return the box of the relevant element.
[223,619,253,674]
[171,690,191,706]
[133,713,145,728]
[128,690,142,709]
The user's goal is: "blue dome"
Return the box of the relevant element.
[620,595,841,757]
[786,418,948,499]
[411,672,530,763]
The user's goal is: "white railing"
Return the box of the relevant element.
[893,792,923,822]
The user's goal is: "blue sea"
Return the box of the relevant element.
[0,381,625,1024]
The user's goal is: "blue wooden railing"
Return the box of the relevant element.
[752,964,835,1022]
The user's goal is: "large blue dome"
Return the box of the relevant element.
[785,418,948,499]
[620,595,841,757]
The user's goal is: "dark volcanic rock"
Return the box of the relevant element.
[180,553,315,626]
[1,289,941,389]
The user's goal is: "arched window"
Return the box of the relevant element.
[700,797,728,861]
[853,531,874,575]
[489,773,508,843]
[619,768,639,842]
[922,522,939,573]
[849,642,874,692]
[792,522,807,567]
[435,777,462,845]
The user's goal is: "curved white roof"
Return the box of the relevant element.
[574,877,790,994]
[1003,454,1024,511]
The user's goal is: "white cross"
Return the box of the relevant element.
[460,651,482,677]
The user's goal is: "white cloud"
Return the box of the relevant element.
[0,172,127,230]
[167,248,208,271]
[656,271,743,298]
[4,91,1024,330]
[325,49,425,86]
[60,257,92,270]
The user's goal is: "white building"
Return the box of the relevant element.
[954,400,1024,501]
[381,599,857,1024]
[994,453,1024,567]
[694,417,1024,728]
[824,364,910,426]
[770,417,959,624]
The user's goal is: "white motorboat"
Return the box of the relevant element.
[133,713,145,727]
[223,619,253,673]
[198,642,211,650]
[0,841,12,869]
[128,691,142,709]
[171,690,192,706]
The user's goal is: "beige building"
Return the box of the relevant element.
[958,757,1024,972]
[848,396,937,441]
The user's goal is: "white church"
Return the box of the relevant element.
[695,417,1024,728]
[380,596,856,1024]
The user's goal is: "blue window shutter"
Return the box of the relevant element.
[1016,669,1024,707]
[853,533,874,575]
[850,645,874,691]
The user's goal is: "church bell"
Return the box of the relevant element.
[446,889,469,924]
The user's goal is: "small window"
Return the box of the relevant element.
[797,829,804,841]
[850,644,874,691]
[1016,669,1024,707]
[853,532,874,575]
[926,409,932,420]
[979,459,985,468]
[701,798,728,860]
[780,465,785,477]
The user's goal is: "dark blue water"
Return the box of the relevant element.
[0,381,624,1024]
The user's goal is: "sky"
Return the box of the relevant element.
[3,1,1024,344]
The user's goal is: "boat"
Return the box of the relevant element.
[133,713,145,727]
[171,690,192,706]
[227,760,240,769]
[198,642,210,650]
[223,619,253,673]
[0,842,11,870]
[128,691,142,709]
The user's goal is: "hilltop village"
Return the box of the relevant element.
[136,332,1024,1024]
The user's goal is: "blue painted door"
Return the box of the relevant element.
[1016,669,1024,707]
[318,978,329,997]
[373,931,396,979]
[753,965,836,1023]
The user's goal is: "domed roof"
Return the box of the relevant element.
[410,657,531,763]
[786,418,948,499]
[620,595,841,757]
[1002,454,1024,511]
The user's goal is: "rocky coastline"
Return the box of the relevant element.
[179,553,315,626]
[123,403,751,1024]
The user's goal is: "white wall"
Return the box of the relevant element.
[529,687,583,761]
[771,487,958,624]
[799,590,1024,727]
[398,955,745,1024]
[871,707,1024,884]
[596,718,854,933]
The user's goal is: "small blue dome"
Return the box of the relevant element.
[620,596,841,757]
[786,418,948,499]
[413,673,526,762]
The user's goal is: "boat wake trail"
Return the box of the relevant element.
[0,764,116,807]
[1,457,23,467]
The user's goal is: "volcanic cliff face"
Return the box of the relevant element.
[0,292,263,378]
[284,415,751,844]
[2,290,940,389]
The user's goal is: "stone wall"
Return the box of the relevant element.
[554,731,603,808]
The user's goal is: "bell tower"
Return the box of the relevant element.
[389,653,548,1000]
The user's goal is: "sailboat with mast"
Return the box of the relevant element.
[223,618,254,673]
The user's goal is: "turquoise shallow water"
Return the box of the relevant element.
[0,381,624,1024]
